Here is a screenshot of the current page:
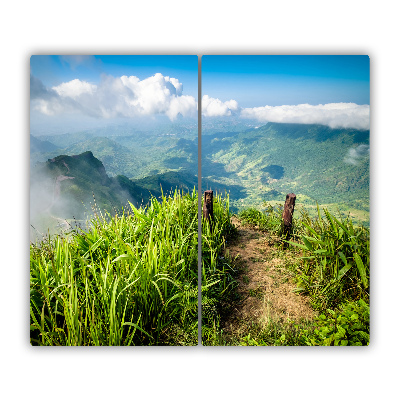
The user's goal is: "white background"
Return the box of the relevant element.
[1,1,398,398]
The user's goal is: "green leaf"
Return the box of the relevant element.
[122,322,152,338]
[338,251,348,265]
[302,237,314,251]
[354,253,368,288]
[338,263,352,281]
[288,241,314,252]
[112,254,133,263]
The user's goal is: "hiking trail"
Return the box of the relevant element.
[222,216,315,337]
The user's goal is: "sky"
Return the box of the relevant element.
[30,55,199,134]
[30,55,199,95]
[201,55,370,130]
[30,55,370,134]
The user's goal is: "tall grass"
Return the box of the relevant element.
[238,204,284,236]
[30,189,198,346]
[201,193,238,344]
[238,202,370,310]
[203,199,370,345]
[290,205,370,310]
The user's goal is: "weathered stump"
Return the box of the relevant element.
[203,190,214,222]
[282,193,296,246]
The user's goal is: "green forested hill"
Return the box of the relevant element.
[63,137,146,178]
[132,170,198,199]
[202,122,370,223]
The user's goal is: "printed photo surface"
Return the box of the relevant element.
[30,55,199,346]
[201,55,370,346]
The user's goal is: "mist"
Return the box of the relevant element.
[29,154,140,243]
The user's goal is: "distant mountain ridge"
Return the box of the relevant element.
[30,123,198,179]
[30,134,60,153]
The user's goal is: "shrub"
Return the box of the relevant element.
[305,299,370,346]
[290,205,370,310]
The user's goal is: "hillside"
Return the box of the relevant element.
[30,121,370,231]
[30,134,60,153]
[132,170,198,199]
[30,151,142,238]
[202,122,370,224]
[30,150,198,240]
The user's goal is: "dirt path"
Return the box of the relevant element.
[222,216,315,337]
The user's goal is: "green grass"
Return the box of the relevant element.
[30,189,198,346]
[238,204,284,236]
[237,299,370,346]
[239,202,370,311]
[201,192,239,345]
[205,197,370,346]
[30,189,370,346]
[289,204,370,310]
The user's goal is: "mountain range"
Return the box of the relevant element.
[202,122,369,224]
[30,120,370,238]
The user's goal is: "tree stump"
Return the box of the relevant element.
[203,190,214,222]
[282,193,296,245]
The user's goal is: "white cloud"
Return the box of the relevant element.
[241,103,370,130]
[52,79,96,99]
[202,95,239,117]
[31,73,197,121]
[344,144,370,165]
[166,95,197,121]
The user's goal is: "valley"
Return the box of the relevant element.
[202,122,370,225]
[30,119,370,242]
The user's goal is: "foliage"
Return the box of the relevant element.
[238,319,314,346]
[30,190,198,346]
[201,192,238,345]
[239,202,370,311]
[290,205,370,310]
[238,299,369,346]
[217,202,370,346]
[306,299,370,346]
[238,205,283,236]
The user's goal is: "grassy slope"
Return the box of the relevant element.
[30,191,199,346]
[202,196,370,346]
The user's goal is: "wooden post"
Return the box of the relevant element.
[282,193,296,245]
[203,190,214,222]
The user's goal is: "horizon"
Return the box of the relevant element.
[30,55,370,135]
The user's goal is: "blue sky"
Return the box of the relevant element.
[30,55,370,132]
[202,55,370,107]
[31,55,198,97]
[30,55,199,134]
[201,55,370,129]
